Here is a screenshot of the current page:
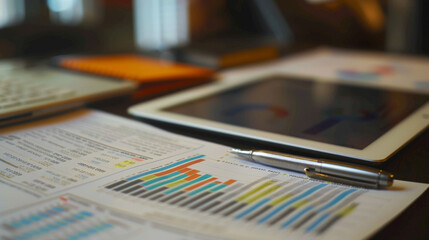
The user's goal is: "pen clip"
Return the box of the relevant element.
[304,168,378,189]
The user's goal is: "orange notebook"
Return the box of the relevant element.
[59,54,216,98]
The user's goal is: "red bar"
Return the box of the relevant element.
[185,177,217,191]
[154,159,204,176]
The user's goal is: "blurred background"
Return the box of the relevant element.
[0,0,427,60]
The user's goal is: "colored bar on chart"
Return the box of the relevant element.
[258,183,327,224]
[153,161,203,177]
[304,189,359,233]
[140,187,168,198]
[146,173,192,190]
[242,182,304,221]
[125,155,205,181]
[178,182,221,207]
[190,192,224,210]
[159,191,185,203]
[164,175,214,195]
[189,180,237,210]
[220,181,277,217]
[113,179,143,191]
[105,180,127,189]
[198,183,243,212]
[142,171,184,187]
[131,189,147,196]
[317,203,358,234]
[122,185,143,194]
[210,176,272,214]
[295,189,359,231]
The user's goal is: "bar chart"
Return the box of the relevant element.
[0,195,143,240]
[101,154,366,235]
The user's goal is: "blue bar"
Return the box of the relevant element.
[302,189,357,232]
[306,213,330,232]
[126,155,205,181]
[72,214,84,220]
[142,172,181,186]
[38,213,49,219]
[29,215,41,222]
[164,174,212,194]
[52,206,65,212]
[80,211,94,217]
[10,221,22,228]
[258,184,327,224]
[235,198,271,220]
[281,189,357,229]
[281,206,314,228]
[188,182,218,196]
[146,174,189,190]
[20,218,31,225]
[210,184,228,192]
[318,189,357,213]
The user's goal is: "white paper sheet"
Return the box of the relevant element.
[0,110,427,240]
[222,47,429,93]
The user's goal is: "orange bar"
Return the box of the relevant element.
[185,173,201,181]
[178,168,191,173]
[214,181,222,184]
[154,159,204,176]
[223,179,237,185]
[185,169,199,176]
[185,177,217,191]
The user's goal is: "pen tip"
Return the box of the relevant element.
[229,148,252,157]
[229,148,241,153]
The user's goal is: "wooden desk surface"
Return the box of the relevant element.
[92,95,429,240]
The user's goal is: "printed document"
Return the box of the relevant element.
[0,110,427,240]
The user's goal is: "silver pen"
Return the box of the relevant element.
[230,149,394,189]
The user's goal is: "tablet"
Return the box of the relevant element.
[129,74,429,162]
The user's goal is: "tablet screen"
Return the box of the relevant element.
[164,76,428,149]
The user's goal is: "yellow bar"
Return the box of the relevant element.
[166,179,187,188]
[245,185,281,204]
[236,181,275,202]
[337,203,358,216]
[291,200,307,208]
[269,194,292,206]
[140,175,157,181]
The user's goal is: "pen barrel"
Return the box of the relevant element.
[250,151,322,172]
[250,150,393,188]
[317,161,392,188]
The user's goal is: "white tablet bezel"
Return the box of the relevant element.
[129,73,429,163]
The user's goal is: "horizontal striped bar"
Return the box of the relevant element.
[188,182,219,196]
[164,175,212,194]
[154,160,203,177]
[126,155,205,180]
[183,177,217,192]
[258,184,327,224]
[146,174,190,190]
[142,172,181,186]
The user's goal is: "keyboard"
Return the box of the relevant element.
[0,62,136,126]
